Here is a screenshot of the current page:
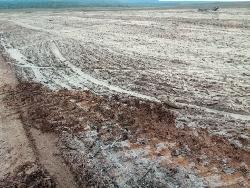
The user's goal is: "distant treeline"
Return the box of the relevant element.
[0,0,249,9]
[0,0,169,9]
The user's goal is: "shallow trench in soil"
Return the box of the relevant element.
[1,81,249,187]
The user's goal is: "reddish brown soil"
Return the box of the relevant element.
[4,82,250,186]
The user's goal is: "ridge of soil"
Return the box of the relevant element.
[4,82,250,187]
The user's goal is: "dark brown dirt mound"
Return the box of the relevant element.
[4,82,250,187]
[0,162,55,188]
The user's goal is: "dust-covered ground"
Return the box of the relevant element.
[0,8,250,187]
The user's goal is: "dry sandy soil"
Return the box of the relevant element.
[0,8,249,187]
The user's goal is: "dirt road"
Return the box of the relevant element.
[0,54,36,178]
[0,54,78,187]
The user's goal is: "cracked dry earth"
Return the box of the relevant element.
[0,7,249,187]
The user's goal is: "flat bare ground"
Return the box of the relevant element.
[0,8,249,187]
